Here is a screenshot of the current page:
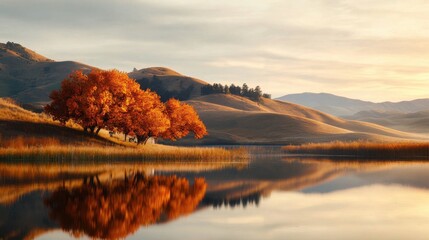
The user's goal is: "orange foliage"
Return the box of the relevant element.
[45,174,207,239]
[117,89,171,144]
[45,69,207,143]
[45,69,141,134]
[162,99,208,141]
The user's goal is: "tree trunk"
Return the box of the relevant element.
[136,135,148,145]
[143,137,150,145]
[124,134,127,142]
[95,127,101,135]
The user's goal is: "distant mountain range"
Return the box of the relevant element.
[0,42,426,144]
[277,92,429,116]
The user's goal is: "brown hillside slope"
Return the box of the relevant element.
[0,42,93,108]
[0,41,53,62]
[346,110,429,134]
[128,67,208,99]
[1,42,425,145]
[258,97,417,138]
[0,98,114,146]
[182,94,424,145]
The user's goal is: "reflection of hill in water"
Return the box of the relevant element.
[0,191,54,240]
[2,158,429,239]
[0,162,239,205]
[165,157,429,209]
[0,162,230,240]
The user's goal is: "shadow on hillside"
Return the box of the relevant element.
[0,120,114,146]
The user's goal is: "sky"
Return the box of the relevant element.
[1,0,429,102]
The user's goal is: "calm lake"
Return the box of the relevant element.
[2,147,429,240]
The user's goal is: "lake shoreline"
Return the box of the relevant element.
[283,141,429,160]
[0,144,249,162]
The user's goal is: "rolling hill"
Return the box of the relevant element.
[178,94,423,145]
[1,42,426,145]
[346,110,429,133]
[0,42,208,109]
[0,42,93,109]
[0,98,116,146]
[277,92,429,116]
[129,67,208,101]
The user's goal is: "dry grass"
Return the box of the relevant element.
[0,98,80,130]
[0,144,248,162]
[0,136,60,148]
[0,98,52,123]
[283,141,429,159]
[185,94,422,145]
[0,98,249,162]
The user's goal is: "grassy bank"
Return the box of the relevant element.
[283,141,429,159]
[0,144,248,162]
[0,98,248,162]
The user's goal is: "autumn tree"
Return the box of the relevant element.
[45,69,208,143]
[116,89,171,144]
[162,99,207,141]
[45,69,141,135]
[44,71,87,125]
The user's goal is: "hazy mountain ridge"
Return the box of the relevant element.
[277,92,429,116]
[346,110,429,133]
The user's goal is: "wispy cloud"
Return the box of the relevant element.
[1,0,429,101]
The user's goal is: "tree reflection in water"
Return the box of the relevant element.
[44,173,206,239]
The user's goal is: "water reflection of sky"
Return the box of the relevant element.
[3,156,429,240]
[130,163,429,240]
[129,185,429,240]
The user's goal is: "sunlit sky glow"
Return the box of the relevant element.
[1,0,429,101]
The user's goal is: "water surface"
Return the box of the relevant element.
[2,148,429,240]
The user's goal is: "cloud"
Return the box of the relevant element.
[1,0,429,101]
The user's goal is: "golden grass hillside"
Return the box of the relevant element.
[128,67,208,99]
[0,98,248,161]
[346,110,429,134]
[0,98,114,146]
[181,94,426,145]
[0,41,52,62]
